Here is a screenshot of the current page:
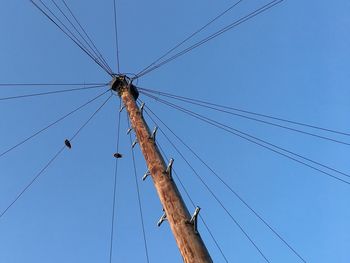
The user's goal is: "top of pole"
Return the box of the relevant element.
[110,74,139,100]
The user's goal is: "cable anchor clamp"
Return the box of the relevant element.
[190,206,201,234]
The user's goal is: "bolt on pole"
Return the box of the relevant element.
[111,75,212,263]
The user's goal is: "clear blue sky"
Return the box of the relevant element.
[0,0,349,262]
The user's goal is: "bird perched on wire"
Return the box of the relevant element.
[64,139,72,149]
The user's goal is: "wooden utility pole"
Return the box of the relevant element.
[111,75,213,263]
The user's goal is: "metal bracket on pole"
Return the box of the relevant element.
[140,102,145,116]
[119,105,125,112]
[142,170,151,181]
[157,210,167,227]
[165,158,174,179]
[150,126,158,141]
[132,138,138,148]
[126,127,133,135]
[190,206,201,234]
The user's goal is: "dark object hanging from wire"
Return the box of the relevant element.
[113,152,123,158]
[64,139,72,149]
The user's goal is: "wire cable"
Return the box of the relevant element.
[143,103,306,263]
[139,87,350,137]
[38,0,113,75]
[0,89,109,159]
[0,93,110,219]
[69,94,112,141]
[0,84,108,101]
[60,0,114,74]
[136,0,283,79]
[0,145,66,219]
[138,90,350,146]
[30,0,113,76]
[37,0,112,75]
[0,83,106,87]
[127,118,151,263]
[142,93,350,185]
[135,0,244,78]
[50,0,113,73]
[113,0,121,73]
[143,93,350,182]
[108,99,122,263]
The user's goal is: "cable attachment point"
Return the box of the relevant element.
[139,102,145,116]
[157,209,167,227]
[132,138,138,148]
[150,126,158,141]
[110,74,139,100]
[190,206,201,234]
[165,158,174,179]
[119,105,125,112]
[142,170,151,181]
[126,127,133,135]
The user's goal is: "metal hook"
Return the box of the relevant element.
[157,210,167,227]
[140,102,145,116]
[142,170,151,181]
[165,158,174,179]
[150,126,158,141]
[132,139,138,148]
[190,206,201,234]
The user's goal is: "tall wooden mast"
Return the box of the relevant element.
[111,75,212,263]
